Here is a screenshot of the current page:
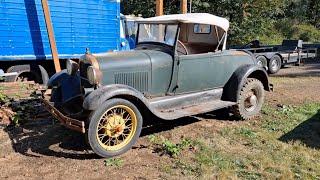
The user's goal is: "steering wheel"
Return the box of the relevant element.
[177,40,189,55]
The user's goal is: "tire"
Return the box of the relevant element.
[256,56,268,70]
[87,98,143,158]
[268,55,282,74]
[232,78,265,120]
[5,64,49,85]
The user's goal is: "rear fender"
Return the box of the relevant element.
[222,65,270,102]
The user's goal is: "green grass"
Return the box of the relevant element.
[104,158,124,168]
[0,88,10,104]
[155,103,320,179]
[148,135,195,158]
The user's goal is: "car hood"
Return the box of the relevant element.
[95,51,152,71]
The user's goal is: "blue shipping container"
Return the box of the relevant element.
[0,0,122,61]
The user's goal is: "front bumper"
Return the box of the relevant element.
[41,98,86,133]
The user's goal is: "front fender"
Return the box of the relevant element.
[222,64,270,102]
[47,70,82,104]
[83,84,149,111]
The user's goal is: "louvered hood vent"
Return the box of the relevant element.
[115,72,149,92]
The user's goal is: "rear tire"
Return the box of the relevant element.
[87,98,143,158]
[5,65,49,85]
[268,55,282,74]
[232,78,265,120]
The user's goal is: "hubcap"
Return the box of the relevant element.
[257,60,263,67]
[244,91,258,112]
[271,59,279,72]
[96,105,137,151]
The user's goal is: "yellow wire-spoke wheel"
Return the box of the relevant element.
[96,105,137,151]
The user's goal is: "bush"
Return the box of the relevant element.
[294,24,320,42]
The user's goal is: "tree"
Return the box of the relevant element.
[121,0,320,44]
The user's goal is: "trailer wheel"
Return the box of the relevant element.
[268,55,282,74]
[5,65,49,85]
[256,56,268,70]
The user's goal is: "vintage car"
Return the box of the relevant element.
[43,13,272,158]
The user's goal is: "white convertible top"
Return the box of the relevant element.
[137,13,230,32]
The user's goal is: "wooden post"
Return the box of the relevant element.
[156,0,164,16]
[41,0,61,72]
[181,0,187,14]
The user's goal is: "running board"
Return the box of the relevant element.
[152,100,236,120]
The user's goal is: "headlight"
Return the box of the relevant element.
[87,66,102,85]
[66,59,79,76]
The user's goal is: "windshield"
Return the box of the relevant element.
[125,21,138,38]
[138,24,178,46]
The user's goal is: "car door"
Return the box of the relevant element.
[174,52,226,94]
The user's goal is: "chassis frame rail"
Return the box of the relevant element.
[41,98,86,133]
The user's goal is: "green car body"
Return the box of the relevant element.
[45,13,271,158]
[93,50,255,95]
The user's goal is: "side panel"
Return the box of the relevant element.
[147,51,173,96]
[175,50,255,94]
[0,0,120,60]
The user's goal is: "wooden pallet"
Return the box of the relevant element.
[0,81,40,99]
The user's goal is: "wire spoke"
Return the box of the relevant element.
[121,134,127,140]
[120,109,125,117]
[115,137,120,145]
[98,133,107,140]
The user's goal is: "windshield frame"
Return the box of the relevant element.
[136,23,180,47]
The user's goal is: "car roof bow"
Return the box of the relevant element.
[136,13,230,32]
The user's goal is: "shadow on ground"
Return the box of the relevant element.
[279,109,320,149]
[5,108,234,159]
[272,60,320,78]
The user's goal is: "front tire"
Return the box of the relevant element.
[232,78,265,120]
[87,98,143,158]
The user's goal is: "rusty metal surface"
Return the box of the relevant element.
[41,0,61,72]
[40,98,85,133]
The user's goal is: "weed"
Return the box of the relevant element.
[12,112,22,126]
[104,158,123,167]
[150,136,195,158]
[0,89,10,104]
[147,134,162,145]
[236,127,257,139]
[162,140,181,158]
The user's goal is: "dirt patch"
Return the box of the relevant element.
[0,60,320,179]
[267,60,320,106]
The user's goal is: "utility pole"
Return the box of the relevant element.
[181,0,187,14]
[156,0,188,16]
[156,0,163,16]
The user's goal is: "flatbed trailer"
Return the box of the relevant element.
[0,0,128,84]
[235,40,319,74]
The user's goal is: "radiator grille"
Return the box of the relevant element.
[115,72,149,92]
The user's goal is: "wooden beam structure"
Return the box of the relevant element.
[41,0,61,72]
[156,0,163,16]
[181,0,188,14]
